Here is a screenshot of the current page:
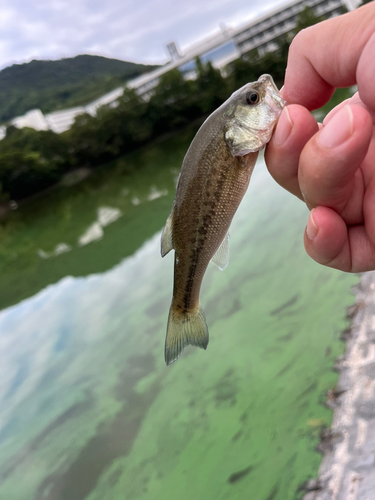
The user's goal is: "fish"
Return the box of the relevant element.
[161,74,285,365]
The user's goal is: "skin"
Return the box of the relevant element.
[171,144,257,314]
[265,2,375,272]
[169,77,282,313]
[163,76,284,364]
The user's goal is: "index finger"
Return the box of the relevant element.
[282,3,375,111]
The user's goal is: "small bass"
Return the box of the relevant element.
[161,74,285,365]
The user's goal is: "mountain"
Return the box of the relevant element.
[0,55,158,122]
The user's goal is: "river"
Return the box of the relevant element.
[0,96,357,500]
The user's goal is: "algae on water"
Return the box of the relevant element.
[0,112,356,499]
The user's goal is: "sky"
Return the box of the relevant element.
[0,0,280,70]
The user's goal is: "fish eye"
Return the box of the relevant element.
[246,92,259,105]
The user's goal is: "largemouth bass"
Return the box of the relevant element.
[161,74,285,365]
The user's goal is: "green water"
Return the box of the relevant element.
[0,104,356,500]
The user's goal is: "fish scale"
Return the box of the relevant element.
[161,74,285,365]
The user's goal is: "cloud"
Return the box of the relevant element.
[0,0,278,69]
[0,228,164,428]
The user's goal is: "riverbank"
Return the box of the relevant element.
[0,115,211,220]
[304,271,375,500]
[0,84,354,220]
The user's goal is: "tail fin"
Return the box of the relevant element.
[165,304,209,365]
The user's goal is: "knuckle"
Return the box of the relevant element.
[289,27,313,57]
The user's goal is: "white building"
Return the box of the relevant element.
[12,109,49,131]
[127,27,239,100]
[232,0,349,57]
[4,0,359,137]
[0,126,7,140]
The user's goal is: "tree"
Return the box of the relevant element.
[294,6,325,35]
[194,58,231,113]
[147,69,197,131]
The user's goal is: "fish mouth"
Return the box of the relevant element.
[258,74,287,111]
[266,88,286,112]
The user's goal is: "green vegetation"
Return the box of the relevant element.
[0,7,347,203]
[0,61,233,200]
[0,54,158,121]
[0,125,67,200]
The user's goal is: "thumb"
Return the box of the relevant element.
[283,3,375,110]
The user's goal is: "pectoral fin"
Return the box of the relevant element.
[211,233,229,271]
[161,212,174,257]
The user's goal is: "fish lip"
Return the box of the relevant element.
[258,74,287,111]
[266,87,287,111]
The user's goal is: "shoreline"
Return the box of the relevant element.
[0,114,210,220]
[304,271,375,500]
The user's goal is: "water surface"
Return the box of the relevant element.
[0,120,356,500]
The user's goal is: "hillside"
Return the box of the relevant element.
[0,55,158,122]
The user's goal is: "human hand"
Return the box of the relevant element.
[265,3,375,272]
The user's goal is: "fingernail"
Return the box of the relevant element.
[318,105,353,148]
[322,99,349,126]
[273,107,293,146]
[306,209,318,240]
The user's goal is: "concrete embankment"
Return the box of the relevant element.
[305,271,375,500]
